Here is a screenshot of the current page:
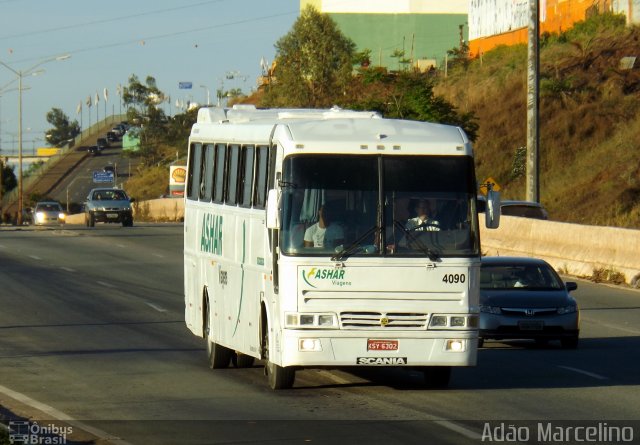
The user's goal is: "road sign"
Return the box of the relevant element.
[93,171,114,183]
[178,82,193,89]
[479,177,501,195]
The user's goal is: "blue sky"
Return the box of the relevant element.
[0,0,298,155]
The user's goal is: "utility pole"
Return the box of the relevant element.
[526,0,540,203]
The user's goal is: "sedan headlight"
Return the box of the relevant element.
[557,305,577,315]
[58,213,66,220]
[35,212,45,222]
[285,312,338,329]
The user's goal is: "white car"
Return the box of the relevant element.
[34,201,66,226]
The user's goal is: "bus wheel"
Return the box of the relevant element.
[263,328,295,389]
[422,366,451,389]
[232,352,255,368]
[205,302,232,369]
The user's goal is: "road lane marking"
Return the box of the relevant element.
[146,302,168,312]
[152,253,165,258]
[60,267,76,273]
[315,370,482,440]
[557,365,608,380]
[96,281,116,288]
[28,255,42,260]
[117,244,126,248]
[0,384,134,445]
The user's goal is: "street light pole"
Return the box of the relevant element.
[0,54,70,225]
[200,85,210,106]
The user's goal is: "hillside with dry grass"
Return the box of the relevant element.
[435,14,640,228]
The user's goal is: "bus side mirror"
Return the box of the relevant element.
[266,189,280,229]
[485,190,501,229]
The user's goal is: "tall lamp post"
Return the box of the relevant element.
[200,85,210,106]
[0,54,71,225]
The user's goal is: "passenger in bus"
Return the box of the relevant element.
[405,199,440,232]
[303,205,344,248]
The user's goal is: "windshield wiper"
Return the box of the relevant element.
[393,220,439,261]
[278,180,297,188]
[331,225,380,262]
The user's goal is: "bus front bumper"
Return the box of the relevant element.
[280,330,478,368]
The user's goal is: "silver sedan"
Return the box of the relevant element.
[33,201,66,226]
[479,256,579,348]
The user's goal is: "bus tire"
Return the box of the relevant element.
[232,352,255,368]
[205,300,232,369]
[422,366,451,389]
[263,325,295,389]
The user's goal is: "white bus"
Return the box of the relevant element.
[184,105,500,389]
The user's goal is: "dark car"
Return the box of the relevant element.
[96,137,109,150]
[87,145,100,156]
[106,131,118,143]
[479,256,579,348]
[477,196,549,220]
[84,187,134,227]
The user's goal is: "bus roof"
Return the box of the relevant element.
[191,106,470,155]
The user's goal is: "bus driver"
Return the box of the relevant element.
[303,205,344,248]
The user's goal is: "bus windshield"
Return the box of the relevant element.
[280,154,479,258]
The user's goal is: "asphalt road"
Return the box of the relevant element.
[1,224,639,444]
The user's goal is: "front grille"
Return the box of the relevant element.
[340,312,428,330]
[501,308,558,316]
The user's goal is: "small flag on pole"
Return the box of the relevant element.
[86,95,92,108]
[95,92,100,104]
[76,101,82,115]
[103,88,109,102]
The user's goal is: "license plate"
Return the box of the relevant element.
[518,320,544,331]
[106,213,118,219]
[367,339,398,351]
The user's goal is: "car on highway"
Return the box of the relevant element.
[85,187,134,227]
[477,197,549,220]
[33,201,66,226]
[106,131,118,143]
[479,256,579,349]
[87,145,100,156]
[97,137,109,150]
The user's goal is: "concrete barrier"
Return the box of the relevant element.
[480,216,640,287]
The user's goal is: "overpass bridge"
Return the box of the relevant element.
[0,115,126,221]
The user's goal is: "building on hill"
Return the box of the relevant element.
[300,0,469,70]
[469,0,640,57]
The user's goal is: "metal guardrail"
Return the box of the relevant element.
[0,114,127,210]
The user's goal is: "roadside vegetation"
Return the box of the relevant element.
[38,9,638,228]
[436,13,640,228]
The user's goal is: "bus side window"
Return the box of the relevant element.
[253,145,269,209]
[240,145,255,208]
[226,144,241,205]
[200,144,215,201]
[187,143,203,201]
[213,144,226,204]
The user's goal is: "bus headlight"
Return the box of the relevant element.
[285,312,338,329]
[428,314,478,330]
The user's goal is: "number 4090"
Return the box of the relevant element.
[442,274,466,284]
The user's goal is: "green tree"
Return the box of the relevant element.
[261,5,356,108]
[122,74,168,164]
[44,108,80,146]
[1,160,17,196]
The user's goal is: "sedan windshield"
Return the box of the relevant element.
[280,154,479,258]
[480,264,564,290]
